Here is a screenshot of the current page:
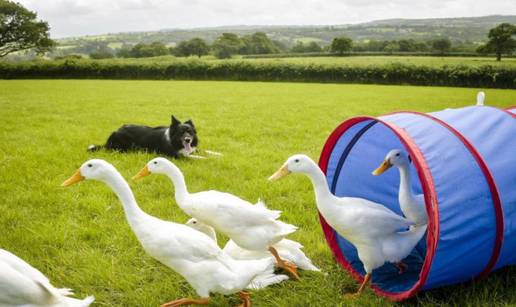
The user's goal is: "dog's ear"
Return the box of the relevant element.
[185,119,195,128]
[171,115,180,127]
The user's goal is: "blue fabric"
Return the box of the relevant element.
[323,105,514,294]
[430,106,516,269]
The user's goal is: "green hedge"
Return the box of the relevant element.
[0,59,515,88]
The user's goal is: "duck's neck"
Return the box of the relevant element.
[103,171,148,231]
[398,163,416,203]
[164,164,190,205]
[199,225,218,243]
[305,163,336,213]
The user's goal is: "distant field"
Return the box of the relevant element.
[241,55,516,67]
[90,55,516,67]
[0,80,515,306]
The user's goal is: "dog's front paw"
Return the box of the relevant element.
[188,155,207,159]
[204,150,223,156]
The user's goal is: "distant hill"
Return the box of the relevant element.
[58,15,516,48]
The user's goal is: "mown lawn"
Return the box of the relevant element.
[0,80,514,307]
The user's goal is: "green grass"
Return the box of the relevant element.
[0,80,514,307]
[242,56,516,67]
[68,54,516,68]
[85,55,516,67]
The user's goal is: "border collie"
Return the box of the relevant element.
[88,116,199,158]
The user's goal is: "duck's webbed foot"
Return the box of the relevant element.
[395,261,408,274]
[237,291,252,307]
[268,246,300,280]
[161,297,210,307]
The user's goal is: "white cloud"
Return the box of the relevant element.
[16,0,516,38]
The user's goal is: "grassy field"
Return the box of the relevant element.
[242,55,516,67]
[88,55,516,67]
[0,80,515,307]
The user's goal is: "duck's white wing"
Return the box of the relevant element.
[191,191,280,225]
[340,198,413,235]
[0,249,94,306]
[0,259,56,305]
[169,224,234,267]
[223,240,269,260]
[0,249,50,285]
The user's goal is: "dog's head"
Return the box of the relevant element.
[169,115,199,156]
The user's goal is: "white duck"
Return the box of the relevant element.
[269,154,427,298]
[133,157,300,280]
[62,159,280,307]
[185,218,290,290]
[0,249,94,307]
[372,149,428,226]
[186,218,320,272]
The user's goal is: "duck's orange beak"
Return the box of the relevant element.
[132,165,150,181]
[372,159,392,176]
[61,170,85,187]
[268,165,290,181]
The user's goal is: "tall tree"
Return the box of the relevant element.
[305,41,322,52]
[240,32,279,55]
[290,41,307,53]
[432,38,452,54]
[330,37,353,55]
[478,23,516,61]
[174,37,209,58]
[188,38,209,58]
[130,42,168,58]
[0,0,55,57]
[212,33,243,59]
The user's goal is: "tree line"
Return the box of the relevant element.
[0,0,515,61]
[80,34,507,60]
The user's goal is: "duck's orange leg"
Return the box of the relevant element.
[161,297,210,307]
[268,246,300,280]
[344,273,371,299]
[237,291,252,307]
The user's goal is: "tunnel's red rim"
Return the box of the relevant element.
[502,105,516,118]
[318,116,439,301]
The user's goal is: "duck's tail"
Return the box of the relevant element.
[247,272,289,290]
[255,199,282,220]
[56,295,95,307]
[245,257,289,289]
[276,220,298,238]
[275,239,321,272]
[238,257,281,289]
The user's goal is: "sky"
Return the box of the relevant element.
[17,0,516,38]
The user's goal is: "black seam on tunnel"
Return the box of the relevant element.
[330,120,378,193]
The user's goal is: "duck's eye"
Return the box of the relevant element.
[396,153,400,157]
[87,164,92,168]
[193,221,197,224]
[154,161,158,165]
[294,159,300,163]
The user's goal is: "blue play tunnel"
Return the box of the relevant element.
[318,105,515,300]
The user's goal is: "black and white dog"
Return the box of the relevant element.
[88,116,200,158]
